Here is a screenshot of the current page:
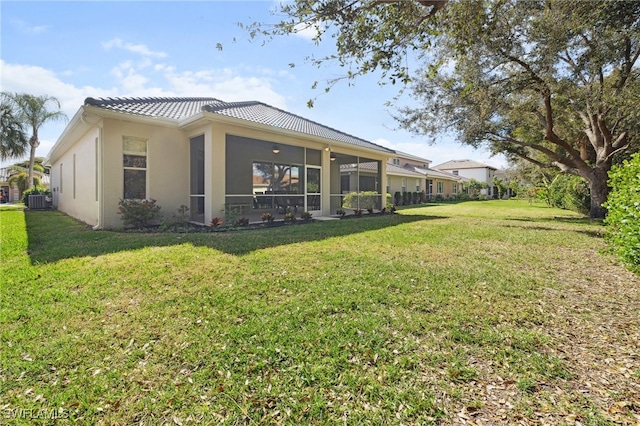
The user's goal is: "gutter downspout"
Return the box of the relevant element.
[92,125,103,230]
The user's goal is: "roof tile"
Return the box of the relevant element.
[84,97,394,154]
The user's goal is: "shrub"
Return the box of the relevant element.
[160,205,190,231]
[394,192,402,206]
[547,174,590,215]
[22,186,51,206]
[386,193,393,209]
[604,153,640,273]
[261,212,274,224]
[209,217,223,228]
[353,209,363,217]
[402,192,410,205]
[235,217,250,227]
[336,208,346,217]
[118,199,161,228]
[342,191,379,210]
[301,211,313,221]
[284,212,296,222]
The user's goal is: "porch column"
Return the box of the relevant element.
[206,125,225,225]
[321,149,332,216]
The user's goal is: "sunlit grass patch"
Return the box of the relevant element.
[2,200,634,424]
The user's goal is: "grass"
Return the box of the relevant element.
[1,200,637,425]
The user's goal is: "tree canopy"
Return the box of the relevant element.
[0,95,28,161]
[250,0,640,218]
[2,93,66,190]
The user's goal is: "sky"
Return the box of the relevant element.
[0,1,507,170]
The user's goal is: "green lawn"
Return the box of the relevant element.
[1,201,639,425]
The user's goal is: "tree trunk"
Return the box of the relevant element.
[587,167,610,219]
[27,142,37,190]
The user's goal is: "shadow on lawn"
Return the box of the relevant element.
[503,216,606,238]
[24,210,448,264]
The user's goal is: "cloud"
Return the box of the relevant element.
[293,22,321,41]
[164,68,288,109]
[11,19,49,35]
[102,38,167,58]
[0,60,116,166]
[0,56,291,166]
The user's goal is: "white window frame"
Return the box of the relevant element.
[123,136,148,200]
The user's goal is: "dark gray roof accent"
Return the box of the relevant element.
[84,97,224,120]
[84,97,394,154]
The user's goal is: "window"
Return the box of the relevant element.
[416,179,420,192]
[252,162,301,194]
[123,137,147,199]
[393,158,401,166]
[452,170,458,176]
[437,181,444,194]
[401,178,406,193]
[453,182,458,194]
[427,179,433,195]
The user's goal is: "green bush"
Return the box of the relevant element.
[22,186,51,206]
[604,153,640,273]
[394,191,402,206]
[117,198,162,229]
[547,174,590,214]
[402,192,410,205]
[342,191,379,210]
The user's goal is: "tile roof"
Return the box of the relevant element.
[84,97,394,154]
[84,97,223,120]
[393,150,431,164]
[432,159,497,170]
[409,165,462,180]
[386,163,425,177]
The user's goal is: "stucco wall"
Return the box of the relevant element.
[100,119,189,228]
[51,127,100,226]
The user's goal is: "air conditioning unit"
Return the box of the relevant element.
[28,194,47,209]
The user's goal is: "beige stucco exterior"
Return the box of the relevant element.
[46,104,389,229]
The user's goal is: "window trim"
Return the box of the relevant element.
[123,136,148,200]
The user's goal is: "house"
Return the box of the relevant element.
[432,159,498,198]
[0,166,50,203]
[387,152,464,201]
[44,97,394,228]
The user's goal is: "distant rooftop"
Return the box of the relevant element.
[84,97,394,154]
[432,159,497,170]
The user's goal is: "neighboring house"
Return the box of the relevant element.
[387,152,464,200]
[0,167,50,202]
[432,159,498,198]
[44,97,394,228]
[492,168,513,198]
